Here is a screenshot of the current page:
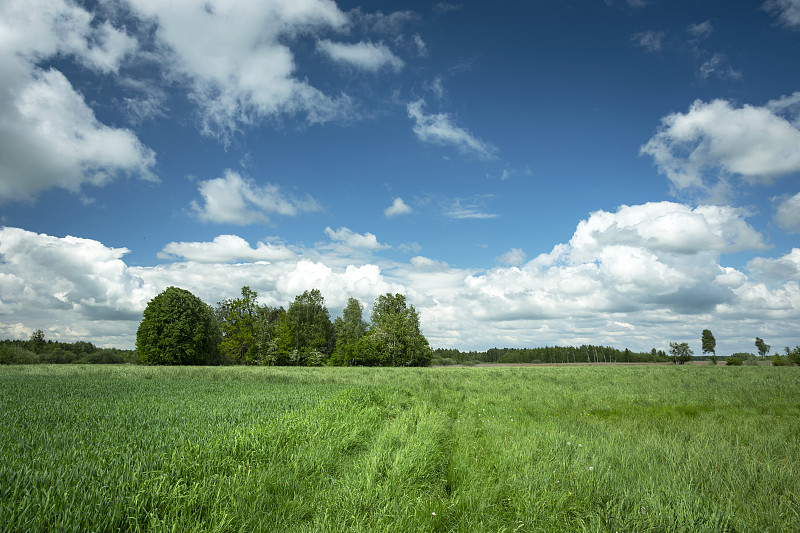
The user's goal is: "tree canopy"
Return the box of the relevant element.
[136,287,222,365]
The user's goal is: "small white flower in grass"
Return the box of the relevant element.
[567,442,571,446]
[578,444,582,448]
[432,512,436,516]
[589,467,594,471]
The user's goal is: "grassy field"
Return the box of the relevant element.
[0,364,798,532]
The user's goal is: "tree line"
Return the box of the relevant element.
[135,286,433,367]
[432,345,671,365]
[0,332,136,365]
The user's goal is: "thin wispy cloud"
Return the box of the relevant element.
[407,99,497,160]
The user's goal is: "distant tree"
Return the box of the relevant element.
[755,337,771,359]
[29,329,46,354]
[286,289,334,363]
[369,293,432,366]
[136,287,222,365]
[701,329,717,364]
[786,346,800,366]
[668,342,693,365]
[218,286,259,364]
[331,297,368,365]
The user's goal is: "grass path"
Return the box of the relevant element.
[1,365,798,531]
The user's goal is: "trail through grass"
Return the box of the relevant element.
[1,365,798,531]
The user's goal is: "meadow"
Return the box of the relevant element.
[0,364,798,532]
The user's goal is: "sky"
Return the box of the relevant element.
[1,0,799,355]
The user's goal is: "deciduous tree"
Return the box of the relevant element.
[755,337,771,359]
[669,342,693,365]
[701,329,717,364]
[136,287,222,365]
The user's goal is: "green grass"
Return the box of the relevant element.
[1,365,798,532]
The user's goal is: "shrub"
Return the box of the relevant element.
[771,354,787,367]
[40,347,80,364]
[0,345,38,365]
[726,357,743,366]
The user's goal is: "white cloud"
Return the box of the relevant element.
[324,227,387,251]
[158,235,297,263]
[748,249,800,282]
[687,20,714,39]
[317,40,404,72]
[641,98,800,194]
[444,198,498,220]
[698,53,741,81]
[764,0,800,28]
[773,192,800,232]
[385,197,413,217]
[127,0,352,140]
[407,99,497,160]
[0,0,155,202]
[631,31,665,52]
[767,91,800,126]
[497,248,527,266]
[413,34,428,57]
[191,170,321,225]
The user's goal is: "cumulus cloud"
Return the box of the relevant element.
[773,192,800,232]
[158,234,297,263]
[631,31,665,52]
[318,40,404,72]
[127,0,353,140]
[191,170,321,225]
[0,227,151,330]
[407,99,497,160]
[764,0,800,28]
[497,248,527,266]
[747,249,800,282]
[0,0,155,202]
[384,197,413,217]
[641,98,800,194]
[324,227,387,251]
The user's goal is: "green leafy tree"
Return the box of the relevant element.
[286,289,334,363]
[701,329,717,364]
[136,287,222,365]
[218,287,259,364]
[755,337,771,359]
[668,342,693,365]
[331,297,368,365]
[29,329,46,354]
[369,293,432,367]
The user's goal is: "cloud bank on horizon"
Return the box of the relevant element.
[0,0,799,354]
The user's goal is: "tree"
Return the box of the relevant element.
[136,287,222,365]
[331,297,368,365]
[286,289,334,363]
[218,286,259,364]
[668,342,693,365]
[755,337,771,359]
[369,293,432,367]
[701,329,717,364]
[29,329,46,354]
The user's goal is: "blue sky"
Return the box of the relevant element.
[1,0,799,355]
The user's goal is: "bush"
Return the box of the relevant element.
[40,347,80,364]
[77,349,128,364]
[0,345,38,365]
[726,357,743,366]
[771,354,787,367]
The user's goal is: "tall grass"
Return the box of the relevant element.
[1,365,798,531]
